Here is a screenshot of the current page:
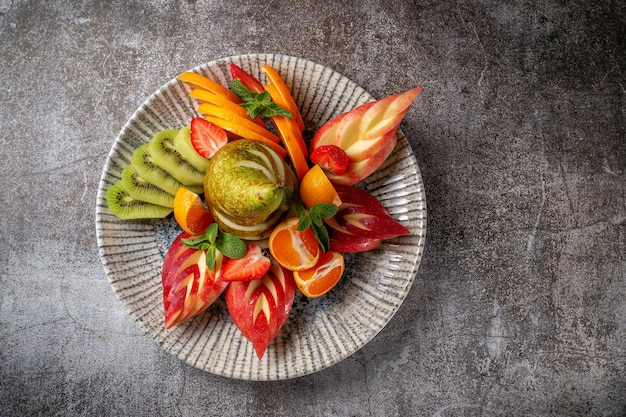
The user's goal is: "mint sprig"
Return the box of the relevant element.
[231,79,293,119]
[181,223,247,270]
[297,203,338,253]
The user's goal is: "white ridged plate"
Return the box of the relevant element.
[95,54,426,380]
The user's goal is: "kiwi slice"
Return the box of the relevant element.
[106,182,172,220]
[172,125,210,173]
[148,129,205,186]
[120,165,174,208]
[131,144,204,195]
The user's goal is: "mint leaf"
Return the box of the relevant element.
[311,203,339,220]
[231,79,292,120]
[297,209,312,231]
[181,236,209,249]
[258,100,292,118]
[206,223,219,244]
[312,223,330,253]
[181,222,246,270]
[216,232,247,259]
[231,79,254,100]
[295,202,338,252]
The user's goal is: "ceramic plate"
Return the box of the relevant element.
[95,54,426,380]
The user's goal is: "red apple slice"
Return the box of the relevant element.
[325,130,397,185]
[359,88,422,138]
[225,258,296,359]
[310,112,347,151]
[333,102,375,151]
[311,87,422,185]
[162,232,227,329]
[342,128,397,162]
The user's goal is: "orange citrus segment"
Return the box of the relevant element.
[260,66,305,133]
[189,89,266,128]
[202,115,288,159]
[173,187,214,235]
[264,83,308,157]
[269,217,320,271]
[294,251,345,298]
[270,113,309,180]
[197,103,281,144]
[299,164,342,209]
[178,72,242,104]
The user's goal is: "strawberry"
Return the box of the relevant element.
[190,117,228,159]
[221,243,271,282]
[230,63,265,93]
[310,144,349,175]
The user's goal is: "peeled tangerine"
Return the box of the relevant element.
[310,87,423,185]
[204,139,298,240]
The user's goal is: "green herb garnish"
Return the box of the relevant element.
[297,202,338,253]
[181,223,247,270]
[231,79,293,119]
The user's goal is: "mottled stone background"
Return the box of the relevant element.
[1,0,624,416]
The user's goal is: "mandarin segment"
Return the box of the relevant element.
[294,251,345,298]
[173,187,214,235]
[269,217,320,271]
[299,164,342,209]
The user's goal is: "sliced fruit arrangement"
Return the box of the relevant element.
[107,62,422,359]
[106,128,206,220]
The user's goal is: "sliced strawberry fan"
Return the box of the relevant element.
[190,117,228,158]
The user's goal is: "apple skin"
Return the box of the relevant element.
[325,129,397,185]
[311,87,422,186]
[329,234,382,253]
[225,258,295,359]
[324,185,410,252]
[162,231,227,329]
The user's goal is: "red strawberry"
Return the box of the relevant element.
[310,144,349,175]
[190,117,228,158]
[230,63,265,93]
[222,243,271,282]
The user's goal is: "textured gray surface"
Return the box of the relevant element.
[1,0,624,416]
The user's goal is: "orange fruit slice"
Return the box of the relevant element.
[294,251,345,298]
[178,72,242,104]
[270,113,309,180]
[189,89,266,128]
[269,217,320,271]
[197,102,281,144]
[202,115,288,159]
[260,66,305,133]
[264,83,308,157]
[173,187,214,235]
[299,164,342,209]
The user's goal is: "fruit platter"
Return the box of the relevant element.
[95,54,427,380]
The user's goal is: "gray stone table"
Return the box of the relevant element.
[1,1,624,416]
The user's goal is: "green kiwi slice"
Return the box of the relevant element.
[131,144,204,195]
[148,129,205,186]
[105,182,172,220]
[172,125,210,173]
[120,165,174,208]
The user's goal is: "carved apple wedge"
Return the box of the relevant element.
[311,87,422,185]
[162,231,227,329]
[225,258,296,359]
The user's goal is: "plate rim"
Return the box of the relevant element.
[95,53,427,380]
